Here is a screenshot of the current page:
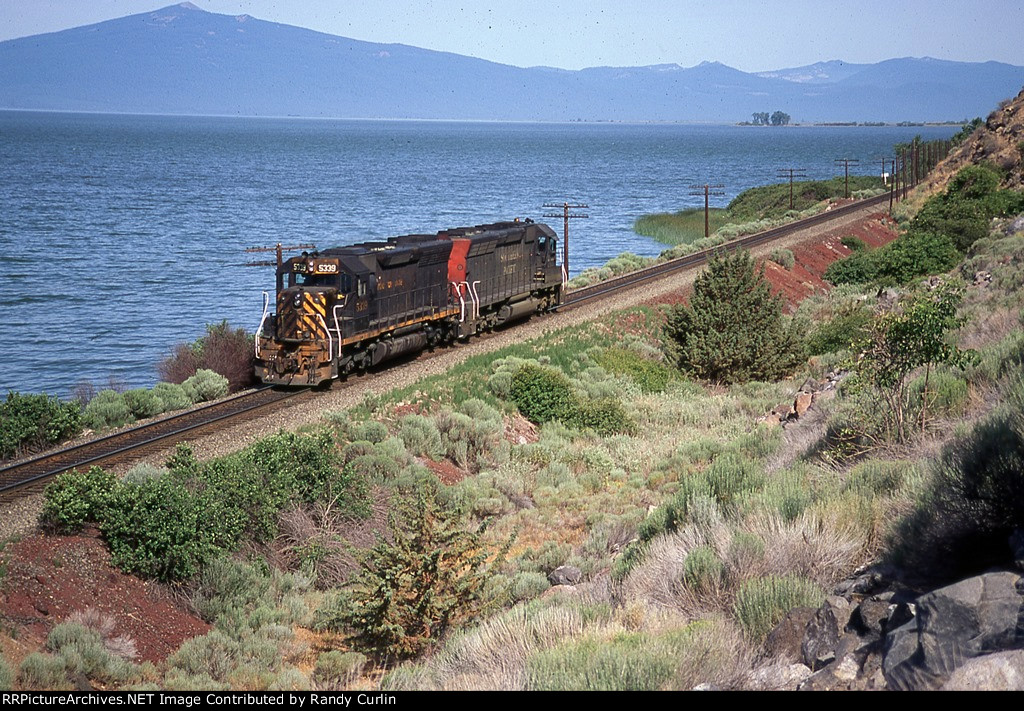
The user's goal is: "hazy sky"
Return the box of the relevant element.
[2,0,1022,72]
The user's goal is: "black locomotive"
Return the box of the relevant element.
[255,219,563,386]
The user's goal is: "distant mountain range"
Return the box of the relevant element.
[2,3,1022,122]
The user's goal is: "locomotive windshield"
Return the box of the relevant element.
[289,273,336,288]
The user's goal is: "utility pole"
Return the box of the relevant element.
[542,201,589,281]
[689,184,726,239]
[244,243,317,268]
[889,159,897,213]
[873,156,892,186]
[834,158,860,199]
[776,168,807,210]
[901,148,909,201]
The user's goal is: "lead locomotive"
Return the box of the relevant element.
[255,219,563,386]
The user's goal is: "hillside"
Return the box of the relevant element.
[1,3,1022,122]
[929,87,1024,191]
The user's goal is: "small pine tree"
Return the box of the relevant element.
[664,250,803,384]
[319,490,508,661]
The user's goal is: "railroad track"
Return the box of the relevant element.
[0,386,309,503]
[565,193,889,307]
[0,193,890,505]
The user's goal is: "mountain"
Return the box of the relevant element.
[2,3,1023,122]
[757,60,870,84]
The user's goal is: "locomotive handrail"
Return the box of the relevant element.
[332,304,344,358]
[451,281,466,322]
[255,291,271,358]
[471,281,481,320]
[317,313,333,361]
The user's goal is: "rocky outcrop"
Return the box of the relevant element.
[758,373,846,427]
[760,569,1024,691]
[883,571,1024,691]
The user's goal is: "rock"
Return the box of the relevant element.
[942,650,1024,691]
[547,565,582,586]
[1006,215,1024,235]
[793,391,814,418]
[799,377,820,393]
[802,603,841,671]
[764,607,817,664]
[834,569,889,597]
[848,599,894,641]
[747,662,812,691]
[883,571,1024,690]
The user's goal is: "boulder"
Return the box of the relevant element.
[793,391,814,418]
[764,607,817,664]
[547,565,582,586]
[883,571,1024,690]
[942,650,1024,691]
[801,602,841,670]
[747,662,812,691]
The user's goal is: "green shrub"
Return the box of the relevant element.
[122,463,166,486]
[733,575,825,642]
[909,371,969,416]
[591,347,674,393]
[102,472,221,581]
[664,250,805,384]
[167,628,284,684]
[315,490,508,660]
[845,459,915,498]
[348,420,389,444]
[806,304,873,355]
[0,656,12,691]
[123,389,164,420]
[159,321,256,393]
[45,620,138,685]
[152,382,192,411]
[841,236,868,252]
[18,652,69,690]
[83,389,132,430]
[182,369,229,403]
[398,414,443,458]
[0,391,82,460]
[728,532,766,566]
[768,248,795,270]
[682,545,726,594]
[40,467,120,532]
[704,452,765,510]
[526,632,681,691]
[569,398,636,436]
[509,572,551,603]
[510,364,576,425]
[192,557,273,624]
[314,651,366,690]
[826,165,1024,287]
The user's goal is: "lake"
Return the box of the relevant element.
[0,112,957,396]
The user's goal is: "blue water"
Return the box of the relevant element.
[0,112,958,396]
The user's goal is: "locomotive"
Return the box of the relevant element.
[255,219,563,386]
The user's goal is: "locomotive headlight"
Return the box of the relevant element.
[293,293,302,307]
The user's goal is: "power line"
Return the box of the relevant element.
[692,183,724,239]
[542,201,589,281]
[775,168,807,210]
[834,158,860,199]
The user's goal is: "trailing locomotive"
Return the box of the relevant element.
[255,219,563,386]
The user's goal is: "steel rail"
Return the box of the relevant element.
[564,193,889,307]
[0,386,308,502]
